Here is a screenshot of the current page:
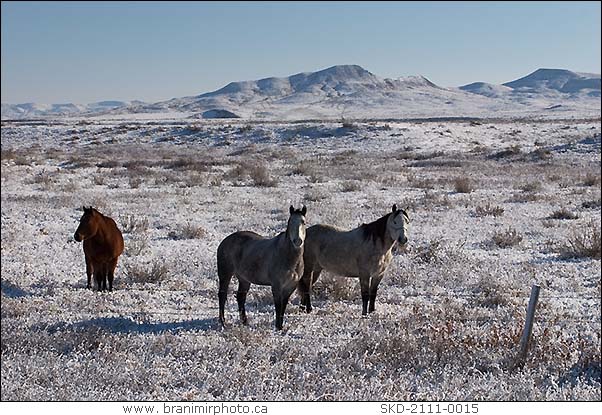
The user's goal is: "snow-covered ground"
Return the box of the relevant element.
[1,116,600,400]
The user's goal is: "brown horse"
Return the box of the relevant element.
[74,206,124,291]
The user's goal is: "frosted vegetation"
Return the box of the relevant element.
[1,116,600,400]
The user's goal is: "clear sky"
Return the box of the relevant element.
[1,1,600,104]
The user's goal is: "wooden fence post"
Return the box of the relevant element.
[515,284,541,366]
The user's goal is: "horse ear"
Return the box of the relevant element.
[301,205,307,216]
[289,205,294,215]
[392,204,398,212]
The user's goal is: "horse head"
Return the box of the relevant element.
[287,205,307,249]
[74,206,99,242]
[387,204,409,245]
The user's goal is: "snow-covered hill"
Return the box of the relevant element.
[1,100,144,120]
[2,65,600,120]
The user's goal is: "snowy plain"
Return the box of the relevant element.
[0,113,600,401]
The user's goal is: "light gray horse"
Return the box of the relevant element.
[217,205,307,330]
[298,204,409,315]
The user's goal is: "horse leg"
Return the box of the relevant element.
[236,279,251,325]
[299,267,321,313]
[272,287,285,330]
[359,275,370,316]
[217,261,233,329]
[85,255,93,289]
[368,273,384,313]
[279,285,297,329]
[94,268,103,292]
[101,263,109,292]
[107,258,118,292]
[298,268,312,312]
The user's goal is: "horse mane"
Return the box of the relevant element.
[361,212,393,243]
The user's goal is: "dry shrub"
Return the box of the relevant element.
[124,260,169,284]
[474,202,504,217]
[507,192,541,203]
[582,198,601,209]
[417,190,452,208]
[518,181,542,193]
[168,223,206,240]
[126,233,149,257]
[340,180,361,192]
[413,239,445,263]
[549,208,579,220]
[164,157,212,172]
[249,164,278,187]
[120,215,149,234]
[129,176,143,189]
[453,177,476,193]
[491,227,523,248]
[304,189,328,202]
[407,174,435,190]
[412,150,445,161]
[488,145,522,159]
[582,173,601,187]
[529,148,552,161]
[289,162,314,176]
[561,220,601,260]
[475,277,510,308]
[312,274,358,302]
[93,175,106,186]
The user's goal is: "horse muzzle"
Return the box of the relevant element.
[292,238,304,248]
[74,232,83,242]
[397,236,408,245]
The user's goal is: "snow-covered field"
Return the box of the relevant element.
[1,116,600,400]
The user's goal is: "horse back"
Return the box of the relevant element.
[304,224,371,275]
[84,215,124,261]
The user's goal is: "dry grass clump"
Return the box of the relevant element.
[312,274,358,302]
[518,181,542,193]
[475,277,511,308]
[581,198,601,209]
[549,208,580,220]
[417,190,452,208]
[491,227,523,248]
[249,164,278,187]
[560,220,601,260]
[120,215,149,234]
[289,162,314,176]
[164,157,213,172]
[474,202,504,217]
[27,170,56,188]
[453,176,476,193]
[412,150,445,161]
[124,260,169,284]
[304,189,329,202]
[412,238,449,263]
[488,145,522,160]
[582,173,601,187]
[507,192,541,203]
[528,148,552,161]
[339,180,361,193]
[167,223,206,240]
[407,174,436,190]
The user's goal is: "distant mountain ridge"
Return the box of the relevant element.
[2,65,600,120]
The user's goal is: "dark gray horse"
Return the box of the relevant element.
[217,205,307,330]
[298,204,409,315]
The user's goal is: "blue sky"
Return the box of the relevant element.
[1,1,600,104]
